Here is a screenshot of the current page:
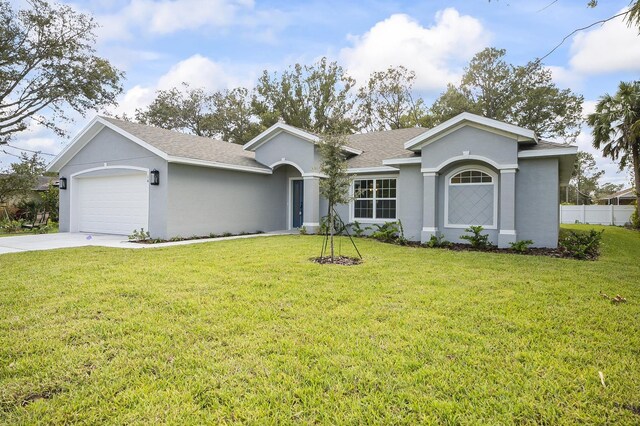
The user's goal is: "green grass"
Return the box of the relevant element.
[0,223,58,238]
[1,225,639,424]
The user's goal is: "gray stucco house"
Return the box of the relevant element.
[47,112,577,248]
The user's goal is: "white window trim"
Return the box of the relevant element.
[349,175,398,223]
[444,165,498,230]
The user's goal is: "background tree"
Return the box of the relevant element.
[135,84,216,137]
[0,0,123,143]
[564,151,606,204]
[587,80,640,224]
[210,88,262,144]
[318,134,351,261]
[0,153,45,204]
[427,48,584,142]
[253,58,356,134]
[355,66,424,131]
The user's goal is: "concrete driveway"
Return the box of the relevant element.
[0,231,285,255]
[0,233,131,254]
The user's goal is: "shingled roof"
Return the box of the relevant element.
[49,115,575,175]
[518,139,571,151]
[100,117,270,171]
[345,127,427,168]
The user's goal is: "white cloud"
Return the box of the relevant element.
[116,85,156,117]
[569,9,640,74]
[340,9,491,92]
[157,54,246,91]
[96,0,255,41]
[546,65,584,91]
[112,54,253,116]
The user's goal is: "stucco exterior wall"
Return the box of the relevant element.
[397,165,422,241]
[165,163,290,238]
[421,125,519,170]
[57,127,167,237]
[516,158,560,248]
[437,161,501,245]
[254,132,317,173]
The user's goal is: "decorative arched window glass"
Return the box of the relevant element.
[446,167,497,229]
[449,170,493,184]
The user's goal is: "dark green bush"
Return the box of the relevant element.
[559,229,604,260]
[460,226,491,249]
[423,234,451,248]
[371,220,407,244]
[509,239,534,253]
[630,208,639,230]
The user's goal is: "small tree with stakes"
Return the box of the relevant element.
[318,134,361,262]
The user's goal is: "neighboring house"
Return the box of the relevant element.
[0,174,57,206]
[597,187,637,205]
[46,112,577,248]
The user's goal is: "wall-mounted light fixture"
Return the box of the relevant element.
[149,169,160,185]
[59,177,67,190]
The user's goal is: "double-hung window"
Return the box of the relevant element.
[353,178,397,220]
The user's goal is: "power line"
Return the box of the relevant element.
[536,10,631,63]
[537,0,558,13]
[3,144,56,156]
[1,149,24,159]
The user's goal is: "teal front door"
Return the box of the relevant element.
[292,180,304,228]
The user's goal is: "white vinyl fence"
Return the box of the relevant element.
[560,205,635,226]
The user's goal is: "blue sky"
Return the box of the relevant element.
[4,0,640,185]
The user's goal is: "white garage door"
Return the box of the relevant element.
[75,173,149,235]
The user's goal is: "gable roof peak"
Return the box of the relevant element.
[404,112,538,151]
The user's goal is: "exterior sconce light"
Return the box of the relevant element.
[59,177,67,190]
[149,169,160,185]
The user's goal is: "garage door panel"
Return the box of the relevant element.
[75,173,149,235]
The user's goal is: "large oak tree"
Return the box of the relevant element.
[0,0,123,143]
[427,48,584,143]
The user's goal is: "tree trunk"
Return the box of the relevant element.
[632,142,640,227]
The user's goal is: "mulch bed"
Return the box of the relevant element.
[394,241,596,260]
[311,256,363,266]
[444,243,566,258]
[131,231,264,244]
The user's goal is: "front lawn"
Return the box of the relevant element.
[1,225,639,424]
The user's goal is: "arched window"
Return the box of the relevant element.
[445,167,498,229]
[449,170,493,184]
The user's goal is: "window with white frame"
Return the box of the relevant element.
[353,178,397,220]
[446,168,497,228]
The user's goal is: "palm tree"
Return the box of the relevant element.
[587,81,640,226]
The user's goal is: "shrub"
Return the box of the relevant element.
[30,219,55,234]
[510,239,534,253]
[371,220,407,245]
[349,221,370,237]
[129,228,151,242]
[424,234,451,248]
[460,226,491,249]
[16,199,42,221]
[559,229,604,260]
[299,226,307,235]
[0,218,23,233]
[630,209,639,230]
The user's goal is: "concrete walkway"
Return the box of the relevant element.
[0,231,293,255]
